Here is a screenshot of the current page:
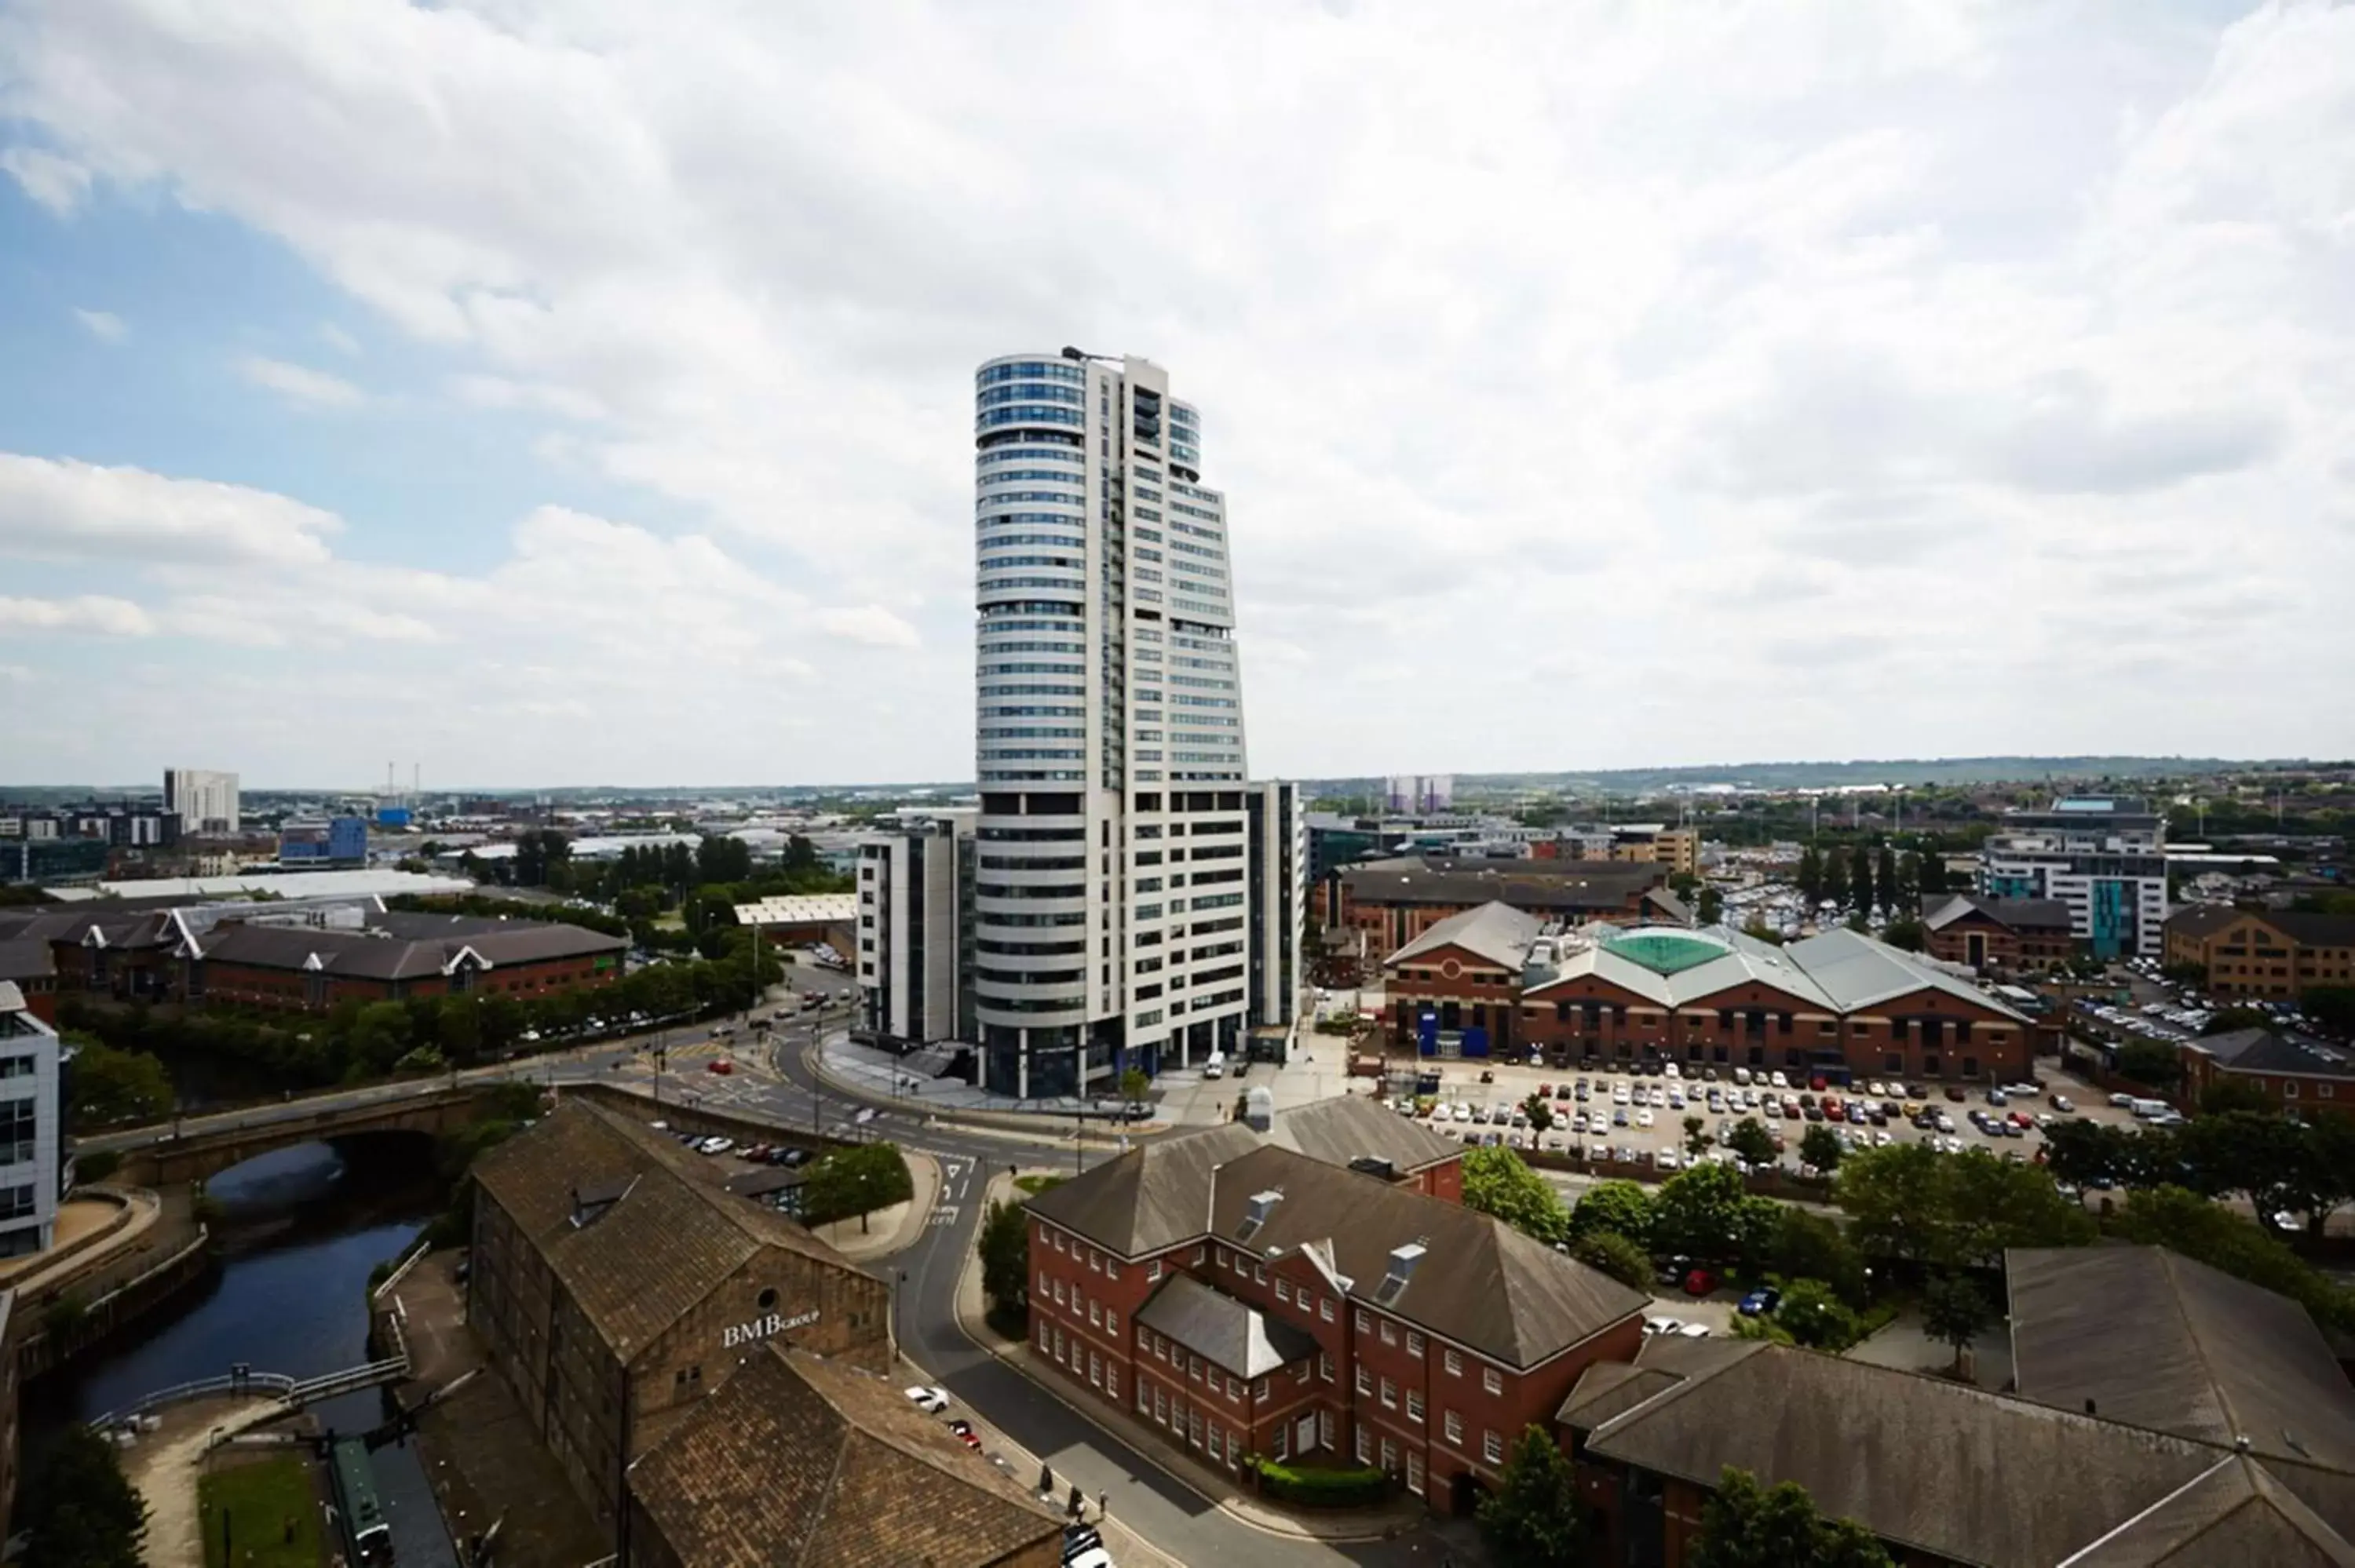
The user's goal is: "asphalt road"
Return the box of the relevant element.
[86,965,1469,1564]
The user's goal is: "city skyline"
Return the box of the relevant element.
[4,2,2353,787]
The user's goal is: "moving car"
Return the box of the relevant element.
[707,1059,734,1075]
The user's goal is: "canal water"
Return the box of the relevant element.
[21,1140,461,1567]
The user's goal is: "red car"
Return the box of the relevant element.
[1682,1268,1717,1296]
[707,1059,734,1075]
[946,1419,982,1450]
[1809,1074,1828,1092]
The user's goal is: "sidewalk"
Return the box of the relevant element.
[805,1040,1160,1146]
[812,1148,941,1262]
[954,1170,1427,1548]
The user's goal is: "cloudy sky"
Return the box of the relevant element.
[2,1,2350,789]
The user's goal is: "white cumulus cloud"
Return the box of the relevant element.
[237,356,367,410]
[0,454,342,565]
[0,594,155,636]
[72,307,126,342]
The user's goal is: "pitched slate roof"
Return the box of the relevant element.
[471,1098,857,1362]
[1136,1271,1320,1379]
[1031,1135,1645,1369]
[1342,855,1664,913]
[1384,901,1544,971]
[1924,893,2076,933]
[1522,923,1836,1012]
[2187,1029,2355,1079]
[1261,1093,1459,1174]
[2061,1453,2355,1568]
[1784,925,2029,1019]
[1584,1340,2240,1566]
[2166,905,2247,939]
[0,938,55,983]
[2007,1245,2355,1473]
[626,1345,1062,1568]
[188,916,623,980]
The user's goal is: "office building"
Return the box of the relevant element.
[1336,855,1681,954]
[163,768,240,833]
[1244,780,1302,1034]
[1024,1099,1642,1511]
[970,351,1296,1096]
[467,1099,892,1545]
[279,814,368,867]
[1921,892,2078,973]
[2165,905,2355,1001]
[854,808,977,1047]
[1978,796,2169,960]
[0,982,65,1259]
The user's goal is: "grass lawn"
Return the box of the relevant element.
[199,1455,323,1568]
[1013,1174,1066,1197]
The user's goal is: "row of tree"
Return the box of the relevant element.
[2043,1110,2355,1235]
[462,829,845,901]
[1795,840,1944,916]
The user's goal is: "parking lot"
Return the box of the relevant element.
[1390,1052,2152,1179]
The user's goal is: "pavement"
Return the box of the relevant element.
[117,1395,297,1568]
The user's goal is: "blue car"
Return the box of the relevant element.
[1738,1287,1781,1318]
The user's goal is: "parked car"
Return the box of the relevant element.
[1682,1267,1718,1296]
[946,1418,982,1451]
[904,1385,951,1413]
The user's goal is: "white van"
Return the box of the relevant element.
[1203,1054,1225,1080]
[2128,1098,2173,1119]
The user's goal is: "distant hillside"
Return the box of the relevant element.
[1305,756,2309,800]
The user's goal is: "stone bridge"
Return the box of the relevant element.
[92,1084,511,1187]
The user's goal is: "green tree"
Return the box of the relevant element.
[2202,1007,2276,1036]
[1569,1180,1654,1247]
[1475,1423,1586,1566]
[1895,850,1923,909]
[2304,986,2355,1041]
[1878,918,1926,953]
[1462,1145,1570,1245]
[1922,1273,1996,1375]
[801,1143,915,1233]
[1652,1163,1780,1268]
[1690,1467,1893,1568]
[1769,1278,1866,1351]
[1800,1124,1845,1174]
[2113,1038,2183,1092]
[1698,885,1725,925]
[1572,1227,1654,1290]
[2200,1078,2275,1116]
[60,1033,173,1129]
[1876,845,1900,916]
[345,1000,414,1078]
[2112,1185,2355,1332]
[1725,1117,1779,1169]
[1119,1067,1151,1118]
[1523,1092,1556,1135]
[1769,1207,1868,1306]
[1684,1114,1711,1158]
[20,1424,149,1568]
[979,1198,1031,1331]
[1797,845,1824,908]
[1824,849,1850,911]
[1835,1143,2094,1269]
[1853,847,1877,914]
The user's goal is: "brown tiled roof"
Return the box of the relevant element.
[1925,894,2076,933]
[471,1099,855,1361]
[2165,905,2247,939]
[1029,1135,1645,1369]
[626,1345,1062,1568]
[2007,1245,2355,1474]
[192,917,623,980]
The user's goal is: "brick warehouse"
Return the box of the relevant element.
[1023,1107,1645,1515]
[467,1099,893,1548]
[179,910,627,1012]
[1383,904,2045,1085]
[1921,892,2078,974]
[1335,855,1683,954]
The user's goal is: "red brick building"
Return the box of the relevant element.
[1336,856,1681,954]
[0,906,184,1005]
[2177,1026,2355,1121]
[1023,1103,1644,1515]
[1921,894,2077,973]
[1384,905,2042,1085]
[2164,905,2355,1001]
[181,912,627,1012]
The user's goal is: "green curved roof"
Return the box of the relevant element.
[1599,930,1729,976]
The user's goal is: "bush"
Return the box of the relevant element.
[1250,1457,1389,1508]
[801,1143,915,1229]
[75,1149,122,1185]
[1572,1228,1653,1290]
[1773,1279,1866,1351]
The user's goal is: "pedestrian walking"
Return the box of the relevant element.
[1097,1490,1108,1522]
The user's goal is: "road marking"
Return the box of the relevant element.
[929,1204,962,1228]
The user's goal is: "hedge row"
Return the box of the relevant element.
[1250,1457,1389,1508]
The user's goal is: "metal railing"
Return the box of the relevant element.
[89,1350,410,1431]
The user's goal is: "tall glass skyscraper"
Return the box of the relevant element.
[971,352,1261,1098]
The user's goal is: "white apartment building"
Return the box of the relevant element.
[163,768,240,834]
[971,351,1294,1098]
[854,808,976,1048]
[0,983,65,1259]
[1979,796,2170,961]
